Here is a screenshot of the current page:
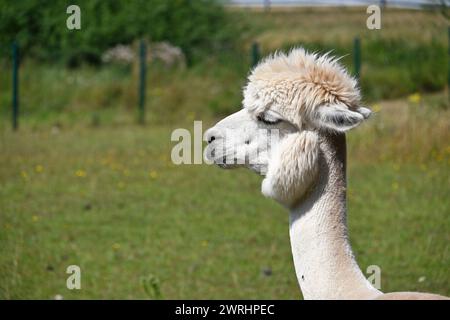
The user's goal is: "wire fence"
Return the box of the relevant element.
[2,31,449,130]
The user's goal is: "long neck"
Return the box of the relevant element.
[289,132,381,300]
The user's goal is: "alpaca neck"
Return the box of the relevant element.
[289,132,381,300]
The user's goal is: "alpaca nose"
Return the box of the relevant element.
[205,128,219,144]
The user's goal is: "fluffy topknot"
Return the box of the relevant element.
[243,48,363,129]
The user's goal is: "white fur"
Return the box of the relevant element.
[262,131,319,207]
[242,48,367,131]
[313,103,365,132]
[205,48,448,300]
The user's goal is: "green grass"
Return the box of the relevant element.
[0,93,449,299]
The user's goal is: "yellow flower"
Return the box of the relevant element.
[408,93,421,104]
[151,87,163,96]
[392,182,399,191]
[372,104,381,112]
[20,171,29,180]
[149,170,158,179]
[32,215,39,222]
[35,165,44,173]
[75,169,86,178]
[187,112,196,121]
[201,240,209,247]
[117,182,125,189]
[112,243,121,250]
[347,189,353,199]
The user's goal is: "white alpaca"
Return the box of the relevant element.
[205,48,448,300]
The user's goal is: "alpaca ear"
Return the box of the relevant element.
[312,104,371,132]
[356,106,372,119]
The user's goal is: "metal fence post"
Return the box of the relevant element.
[353,37,361,82]
[12,41,19,130]
[251,42,260,68]
[448,26,450,103]
[138,40,147,124]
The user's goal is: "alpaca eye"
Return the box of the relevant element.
[257,114,281,125]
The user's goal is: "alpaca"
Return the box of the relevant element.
[204,48,448,300]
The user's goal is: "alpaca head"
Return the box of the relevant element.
[205,48,371,208]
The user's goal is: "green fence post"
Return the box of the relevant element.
[353,37,361,82]
[251,42,260,68]
[138,40,147,124]
[12,41,19,131]
[448,26,450,103]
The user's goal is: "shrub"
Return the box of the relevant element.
[0,0,236,65]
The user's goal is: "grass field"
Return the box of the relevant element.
[0,92,449,299]
[0,7,449,299]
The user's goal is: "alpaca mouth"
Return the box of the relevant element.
[205,143,249,169]
[205,144,236,168]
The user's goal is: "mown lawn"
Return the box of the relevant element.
[0,93,448,299]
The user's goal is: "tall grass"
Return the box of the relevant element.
[1,8,448,128]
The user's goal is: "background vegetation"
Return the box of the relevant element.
[0,6,448,126]
[0,3,449,299]
[0,0,234,65]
